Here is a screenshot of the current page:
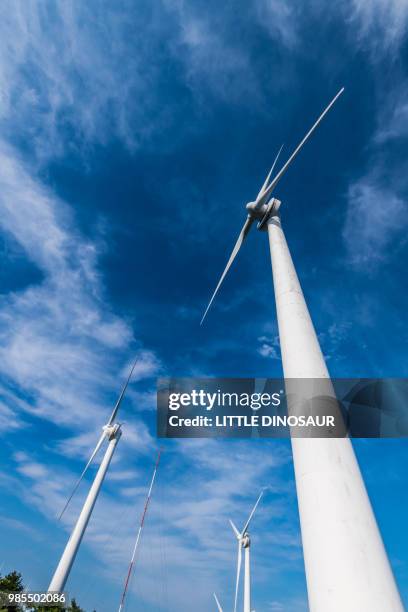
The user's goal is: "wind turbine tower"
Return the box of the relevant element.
[201,89,403,611]
[48,359,139,593]
[230,491,263,612]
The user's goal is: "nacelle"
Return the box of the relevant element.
[246,199,271,220]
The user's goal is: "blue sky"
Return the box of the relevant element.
[0,1,408,611]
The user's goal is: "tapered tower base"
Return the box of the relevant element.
[48,428,121,593]
[267,214,403,612]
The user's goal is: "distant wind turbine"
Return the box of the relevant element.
[201,88,404,611]
[48,358,139,593]
[230,491,263,612]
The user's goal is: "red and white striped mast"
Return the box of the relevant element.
[118,450,162,612]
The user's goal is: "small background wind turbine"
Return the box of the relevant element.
[48,358,139,593]
[230,491,263,612]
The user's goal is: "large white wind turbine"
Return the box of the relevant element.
[48,359,139,593]
[201,89,404,611]
[230,491,263,612]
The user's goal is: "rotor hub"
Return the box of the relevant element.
[103,423,122,440]
[242,533,250,548]
[246,197,281,222]
[256,197,281,231]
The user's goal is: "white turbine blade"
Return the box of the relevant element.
[233,542,242,612]
[213,593,223,612]
[255,144,284,201]
[58,431,106,520]
[229,519,240,539]
[241,490,264,535]
[262,87,344,202]
[107,356,139,426]
[200,216,254,325]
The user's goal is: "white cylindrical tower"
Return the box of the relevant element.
[267,212,403,612]
[244,540,251,612]
[48,428,121,593]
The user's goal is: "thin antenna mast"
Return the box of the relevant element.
[118,450,162,612]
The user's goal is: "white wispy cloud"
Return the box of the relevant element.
[163,0,299,109]
[257,334,281,360]
[0,2,182,157]
[0,400,25,431]
[254,0,298,48]
[374,82,408,144]
[318,321,353,365]
[340,0,408,270]
[164,0,258,103]
[0,514,41,542]
[0,139,160,439]
[0,0,297,162]
[343,167,408,266]
[349,0,408,53]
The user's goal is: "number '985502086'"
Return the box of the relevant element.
[0,591,67,607]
